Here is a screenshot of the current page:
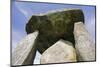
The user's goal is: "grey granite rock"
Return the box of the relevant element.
[74,22,95,61]
[26,9,84,54]
[40,39,77,64]
[12,31,38,66]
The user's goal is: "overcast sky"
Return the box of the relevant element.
[12,1,96,64]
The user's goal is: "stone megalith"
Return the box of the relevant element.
[40,39,77,64]
[12,31,38,66]
[26,9,84,54]
[74,22,95,61]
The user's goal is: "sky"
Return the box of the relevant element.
[12,1,96,64]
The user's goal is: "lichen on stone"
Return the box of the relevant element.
[26,9,84,54]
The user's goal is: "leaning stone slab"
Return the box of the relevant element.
[74,22,95,61]
[12,31,38,66]
[40,39,77,64]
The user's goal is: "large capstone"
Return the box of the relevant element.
[26,9,84,54]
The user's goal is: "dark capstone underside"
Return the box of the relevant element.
[26,9,84,54]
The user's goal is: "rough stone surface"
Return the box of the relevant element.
[26,9,84,54]
[74,22,95,61]
[12,31,38,66]
[40,39,77,64]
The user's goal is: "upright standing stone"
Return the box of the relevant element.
[40,39,77,64]
[12,31,38,66]
[74,22,95,61]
